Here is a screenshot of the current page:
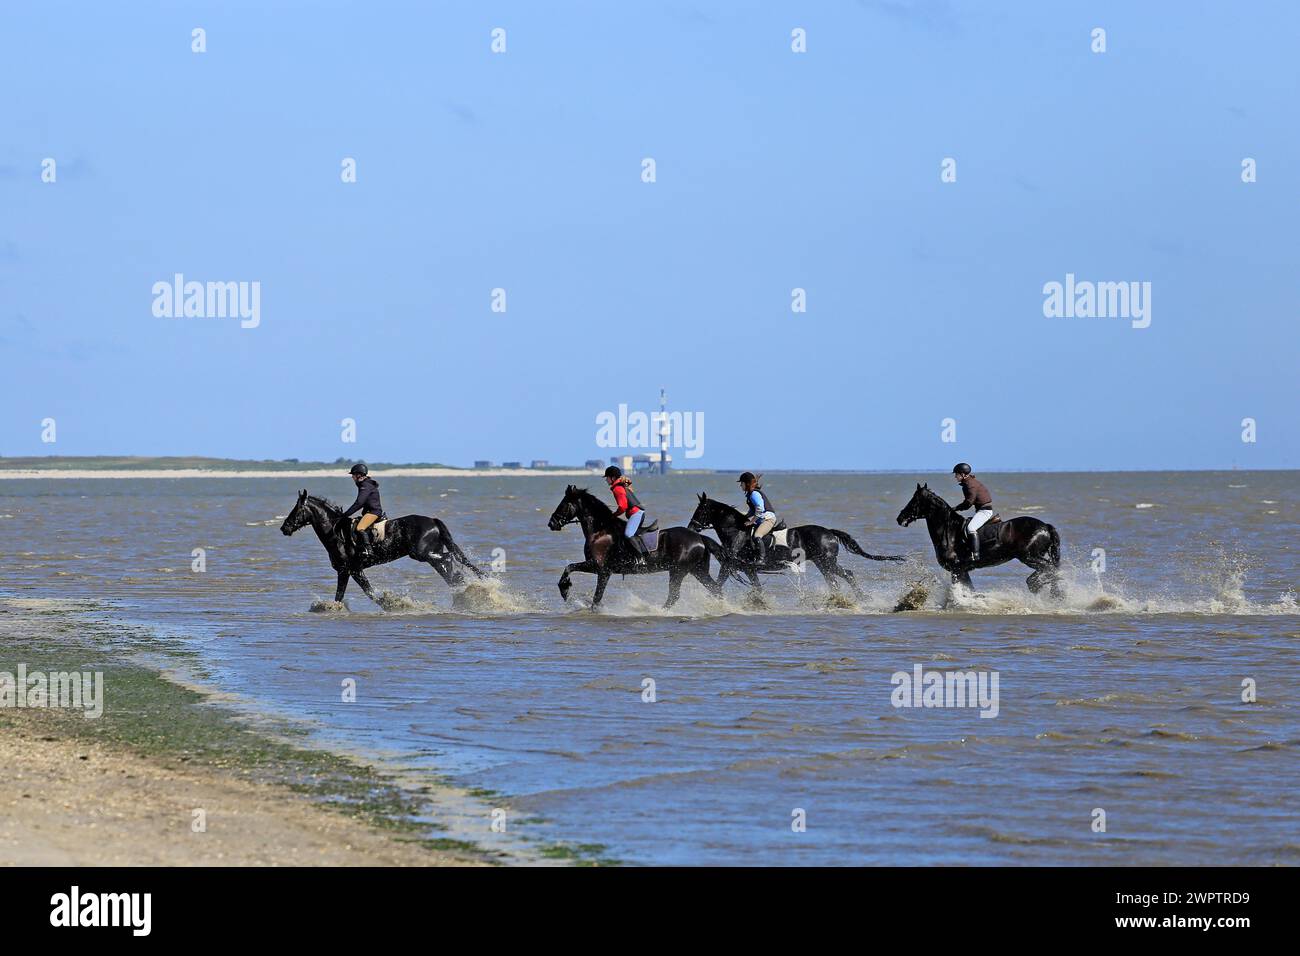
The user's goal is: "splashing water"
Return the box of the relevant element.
[892,580,931,612]
[374,591,439,613]
[308,599,348,614]
[451,578,543,614]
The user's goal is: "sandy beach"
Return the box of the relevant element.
[0,716,482,866]
[0,597,502,867]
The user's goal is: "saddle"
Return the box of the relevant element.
[747,521,792,563]
[958,514,1001,559]
[636,518,660,554]
[350,515,389,542]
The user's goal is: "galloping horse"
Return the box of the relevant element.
[547,485,725,608]
[895,483,1062,597]
[687,493,904,593]
[280,490,483,603]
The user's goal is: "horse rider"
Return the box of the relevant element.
[951,462,993,561]
[604,465,650,565]
[334,462,385,560]
[738,471,778,565]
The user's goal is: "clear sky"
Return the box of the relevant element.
[2,1,1296,470]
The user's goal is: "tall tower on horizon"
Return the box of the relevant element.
[658,387,670,475]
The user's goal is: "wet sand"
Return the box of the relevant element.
[0,598,495,867]
[0,714,481,866]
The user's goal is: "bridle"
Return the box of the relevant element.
[552,499,580,529]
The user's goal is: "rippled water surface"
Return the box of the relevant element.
[3,471,1297,864]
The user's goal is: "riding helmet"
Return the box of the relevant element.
[604,465,622,479]
[952,462,972,476]
[349,462,369,477]
[737,471,757,484]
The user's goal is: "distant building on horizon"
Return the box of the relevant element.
[608,452,671,474]
[633,452,670,474]
[584,459,605,470]
[530,459,549,469]
[502,461,522,469]
[473,460,494,469]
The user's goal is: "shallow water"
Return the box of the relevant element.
[2,471,1296,864]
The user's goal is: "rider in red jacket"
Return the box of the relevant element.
[605,465,649,565]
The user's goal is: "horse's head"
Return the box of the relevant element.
[281,489,311,536]
[896,483,930,527]
[548,485,583,531]
[687,492,713,532]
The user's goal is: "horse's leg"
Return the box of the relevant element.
[591,571,611,607]
[352,570,378,602]
[837,564,862,594]
[335,570,349,603]
[1041,543,1065,600]
[690,563,721,597]
[426,556,461,587]
[957,570,974,590]
[814,558,841,591]
[435,521,484,578]
[1023,556,1064,600]
[664,568,686,608]
[558,560,597,601]
[1048,566,1064,600]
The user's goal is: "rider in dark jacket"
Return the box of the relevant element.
[334,463,384,558]
[951,462,993,560]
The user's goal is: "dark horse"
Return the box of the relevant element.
[280,490,484,603]
[687,493,904,593]
[895,483,1062,597]
[547,485,725,608]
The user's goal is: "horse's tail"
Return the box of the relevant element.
[702,535,733,567]
[1047,525,1061,568]
[833,529,906,562]
[440,522,485,578]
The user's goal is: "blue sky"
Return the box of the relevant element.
[2,0,1296,470]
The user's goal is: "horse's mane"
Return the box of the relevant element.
[568,487,622,528]
[700,495,744,520]
[573,487,613,516]
[306,494,344,514]
[919,486,956,515]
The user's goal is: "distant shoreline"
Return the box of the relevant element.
[0,457,1291,479]
[0,467,601,480]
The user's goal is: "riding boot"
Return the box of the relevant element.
[355,529,372,562]
[630,535,648,568]
[753,534,768,566]
[967,533,979,563]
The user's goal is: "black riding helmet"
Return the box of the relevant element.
[952,462,972,476]
[350,462,369,477]
[737,471,757,485]
[604,465,622,479]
